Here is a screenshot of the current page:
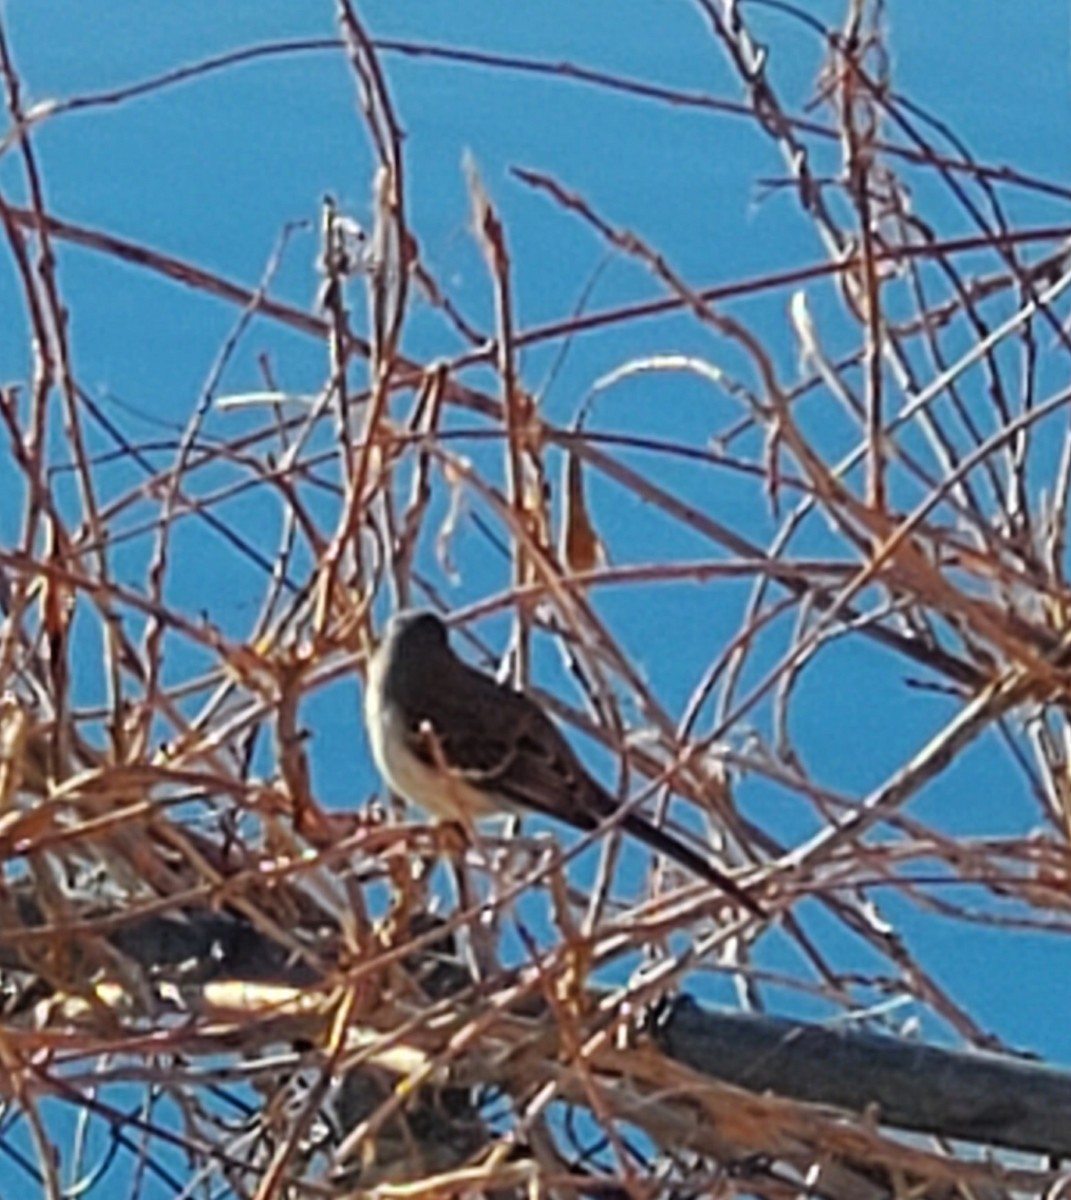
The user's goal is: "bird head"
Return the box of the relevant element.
[384,609,449,654]
[370,609,453,719]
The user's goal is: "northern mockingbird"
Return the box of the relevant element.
[364,609,761,915]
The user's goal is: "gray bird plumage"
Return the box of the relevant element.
[364,609,761,914]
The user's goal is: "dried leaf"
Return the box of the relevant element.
[561,448,606,573]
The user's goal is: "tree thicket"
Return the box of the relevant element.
[2,3,1070,1197]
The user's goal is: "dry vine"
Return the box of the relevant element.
[1,2,1070,1198]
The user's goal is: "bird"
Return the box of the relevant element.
[364,609,762,915]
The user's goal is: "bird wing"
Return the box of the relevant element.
[395,656,608,825]
[483,703,610,830]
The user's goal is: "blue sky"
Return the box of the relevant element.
[2,0,1070,1088]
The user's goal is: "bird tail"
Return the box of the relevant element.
[619,809,763,916]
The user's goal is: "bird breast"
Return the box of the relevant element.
[366,673,501,822]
